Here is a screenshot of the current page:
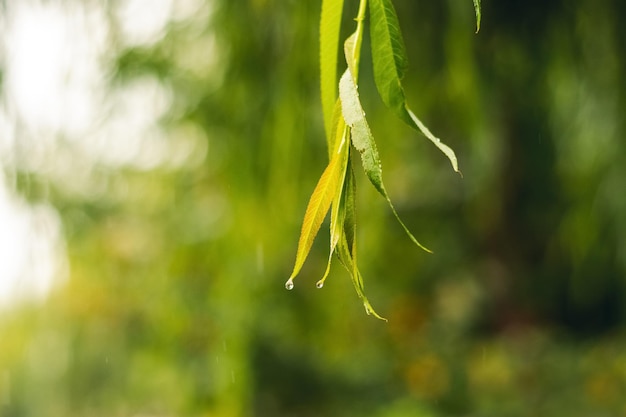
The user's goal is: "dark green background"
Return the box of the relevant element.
[2,0,626,415]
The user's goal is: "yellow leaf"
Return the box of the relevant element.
[318,119,349,289]
[286,139,347,289]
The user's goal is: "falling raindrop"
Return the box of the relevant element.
[315,280,324,289]
[285,279,294,290]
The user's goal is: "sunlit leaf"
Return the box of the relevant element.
[318,129,388,320]
[327,99,344,159]
[339,69,432,253]
[287,138,348,288]
[320,0,345,141]
[318,116,350,288]
[369,0,460,173]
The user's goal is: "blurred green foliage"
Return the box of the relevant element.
[2,0,626,416]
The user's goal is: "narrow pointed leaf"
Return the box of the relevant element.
[288,140,347,283]
[369,0,460,173]
[319,125,350,288]
[473,0,481,33]
[406,107,460,176]
[329,121,350,255]
[369,0,408,114]
[342,158,357,255]
[336,234,386,321]
[326,157,384,320]
[320,0,345,141]
[329,147,350,249]
[339,69,432,253]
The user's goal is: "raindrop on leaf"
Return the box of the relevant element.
[285,279,294,290]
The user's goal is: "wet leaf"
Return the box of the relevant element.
[319,113,349,288]
[339,69,384,194]
[339,69,432,253]
[287,137,348,287]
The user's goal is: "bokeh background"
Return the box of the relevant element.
[1,0,626,416]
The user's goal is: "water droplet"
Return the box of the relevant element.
[315,280,324,289]
[285,279,294,290]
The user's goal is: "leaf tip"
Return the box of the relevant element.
[364,303,388,321]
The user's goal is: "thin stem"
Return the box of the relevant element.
[350,0,368,81]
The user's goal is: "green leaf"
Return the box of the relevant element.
[342,158,357,256]
[320,0,345,141]
[337,236,386,320]
[286,137,348,289]
[473,0,481,33]
[369,0,460,174]
[317,147,386,320]
[368,0,408,113]
[405,108,460,177]
[339,69,432,253]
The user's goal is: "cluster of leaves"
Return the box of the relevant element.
[286,0,481,318]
